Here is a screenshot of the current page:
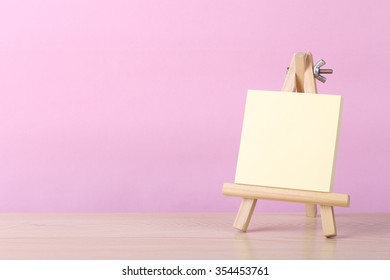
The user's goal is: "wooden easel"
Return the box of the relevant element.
[223,52,350,238]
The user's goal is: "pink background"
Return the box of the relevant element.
[0,1,389,212]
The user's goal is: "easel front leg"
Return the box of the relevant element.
[305,204,317,217]
[233,198,257,232]
[320,205,337,238]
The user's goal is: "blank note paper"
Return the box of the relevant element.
[235,90,342,192]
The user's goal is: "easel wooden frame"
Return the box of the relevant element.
[222,52,350,238]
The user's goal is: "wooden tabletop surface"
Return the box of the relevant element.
[0,213,389,260]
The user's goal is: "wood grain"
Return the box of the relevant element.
[320,205,337,237]
[305,204,318,217]
[233,198,257,231]
[223,183,350,207]
[293,52,306,92]
[0,213,389,260]
[303,52,318,93]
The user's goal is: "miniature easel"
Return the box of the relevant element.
[223,52,350,238]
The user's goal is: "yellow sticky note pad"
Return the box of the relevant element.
[235,90,342,192]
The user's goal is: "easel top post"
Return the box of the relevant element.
[282,52,317,94]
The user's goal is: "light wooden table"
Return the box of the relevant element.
[0,213,389,259]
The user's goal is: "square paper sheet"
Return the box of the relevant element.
[235,90,342,192]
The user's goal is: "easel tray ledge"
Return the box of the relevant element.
[222,183,350,208]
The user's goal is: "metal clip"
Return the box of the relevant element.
[313,59,333,83]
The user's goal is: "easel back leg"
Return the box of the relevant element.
[306,204,317,217]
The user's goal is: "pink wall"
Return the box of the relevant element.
[0,1,389,212]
